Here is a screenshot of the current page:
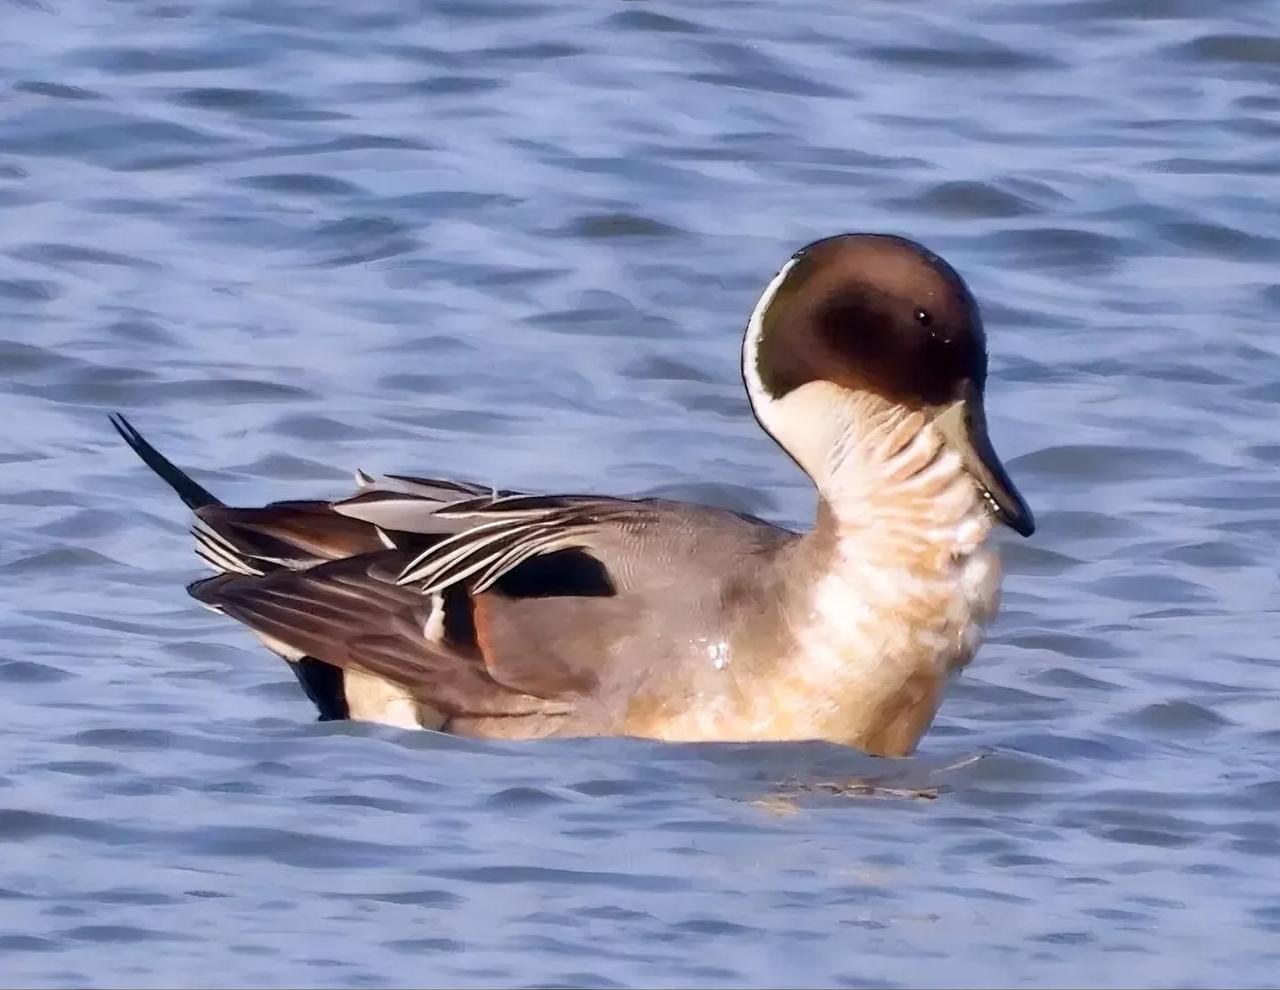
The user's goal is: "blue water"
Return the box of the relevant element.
[2,1,1279,986]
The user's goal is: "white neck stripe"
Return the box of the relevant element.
[741,255,800,414]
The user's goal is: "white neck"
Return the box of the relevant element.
[784,384,989,564]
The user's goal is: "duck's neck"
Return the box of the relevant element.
[763,382,985,561]
[760,384,1004,755]
[810,394,987,568]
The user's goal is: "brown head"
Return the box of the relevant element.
[743,233,1034,537]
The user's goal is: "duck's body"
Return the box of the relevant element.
[116,234,1033,757]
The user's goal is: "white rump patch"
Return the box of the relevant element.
[344,668,438,730]
[251,629,306,662]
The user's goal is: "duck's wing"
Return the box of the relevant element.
[112,414,630,726]
[187,486,658,724]
[189,551,588,721]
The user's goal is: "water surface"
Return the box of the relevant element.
[2,1,1279,986]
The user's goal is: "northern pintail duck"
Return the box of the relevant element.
[115,233,1033,757]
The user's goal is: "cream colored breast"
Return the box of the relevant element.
[776,495,1001,754]
[622,495,1002,754]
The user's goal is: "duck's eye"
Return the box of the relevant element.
[914,308,933,328]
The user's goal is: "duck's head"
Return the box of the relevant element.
[742,233,1034,537]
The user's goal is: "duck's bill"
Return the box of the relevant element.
[931,386,1035,537]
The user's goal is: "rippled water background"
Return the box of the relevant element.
[3,1,1279,986]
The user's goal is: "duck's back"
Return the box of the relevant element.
[108,408,802,738]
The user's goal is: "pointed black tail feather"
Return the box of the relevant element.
[118,416,363,726]
[110,413,220,511]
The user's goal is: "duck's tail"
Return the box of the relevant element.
[109,413,220,510]
[110,412,355,722]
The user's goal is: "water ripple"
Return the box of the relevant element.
[1,1,1277,987]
